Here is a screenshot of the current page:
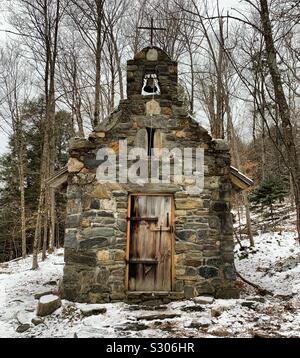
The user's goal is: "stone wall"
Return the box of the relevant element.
[61,47,239,304]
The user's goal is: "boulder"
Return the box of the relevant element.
[80,305,107,317]
[16,311,35,326]
[37,295,62,317]
[193,296,215,305]
[181,305,205,312]
[189,317,212,329]
[16,324,30,333]
[208,328,231,337]
[116,322,149,331]
[211,302,235,317]
[32,317,44,326]
[34,291,53,300]
[241,301,259,310]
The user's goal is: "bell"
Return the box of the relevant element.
[144,78,157,94]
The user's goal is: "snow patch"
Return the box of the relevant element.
[0,225,299,338]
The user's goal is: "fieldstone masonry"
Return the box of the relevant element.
[61,47,239,303]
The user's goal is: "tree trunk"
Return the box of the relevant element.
[15,117,27,259]
[42,212,48,261]
[226,91,254,246]
[261,120,266,179]
[187,41,195,113]
[244,193,255,246]
[290,174,295,210]
[270,202,274,223]
[13,88,27,258]
[19,153,26,259]
[94,1,104,128]
[33,0,60,269]
[48,188,56,252]
[216,48,224,138]
[111,31,124,101]
[94,45,101,127]
[32,192,44,269]
[32,130,49,269]
[259,0,300,241]
[110,56,115,113]
[75,92,84,137]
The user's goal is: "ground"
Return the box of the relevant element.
[0,207,299,338]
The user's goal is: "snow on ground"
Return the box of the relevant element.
[0,249,65,338]
[235,231,300,297]
[0,226,299,338]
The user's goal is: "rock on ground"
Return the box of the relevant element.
[80,305,107,317]
[193,296,215,305]
[37,294,61,317]
[211,301,236,317]
[189,317,212,329]
[137,313,181,321]
[34,291,53,300]
[181,305,205,312]
[16,324,30,333]
[16,311,35,326]
[241,301,259,310]
[32,317,44,326]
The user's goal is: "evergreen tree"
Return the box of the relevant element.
[0,98,72,262]
[249,174,288,222]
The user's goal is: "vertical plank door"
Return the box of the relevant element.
[128,195,173,292]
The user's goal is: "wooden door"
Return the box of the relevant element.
[128,195,173,292]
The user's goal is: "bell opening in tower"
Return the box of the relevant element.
[142,74,161,96]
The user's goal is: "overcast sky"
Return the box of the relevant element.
[0,0,244,155]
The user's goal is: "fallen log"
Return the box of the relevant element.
[234,264,273,296]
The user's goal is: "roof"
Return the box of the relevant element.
[230,166,254,191]
[46,166,68,189]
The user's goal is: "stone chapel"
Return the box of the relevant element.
[58,46,248,304]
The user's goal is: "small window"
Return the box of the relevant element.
[146,127,155,157]
[142,74,161,96]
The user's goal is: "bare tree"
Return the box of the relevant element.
[123,0,148,54]
[226,0,300,241]
[67,0,107,128]
[175,0,256,243]
[57,31,85,137]
[104,0,130,103]
[9,0,64,268]
[0,44,31,258]
[258,0,300,241]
